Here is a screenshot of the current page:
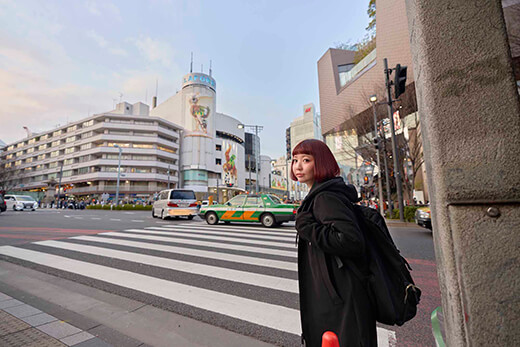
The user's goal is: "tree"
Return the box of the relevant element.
[366,0,376,34]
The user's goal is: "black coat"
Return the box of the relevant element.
[296,177,377,347]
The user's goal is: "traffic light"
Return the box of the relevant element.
[394,64,407,99]
[285,127,291,160]
[373,138,379,149]
[364,176,369,185]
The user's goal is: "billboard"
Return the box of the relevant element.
[222,141,238,187]
[270,174,287,190]
[185,94,213,137]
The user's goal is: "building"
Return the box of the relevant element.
[0,102,181,203]
[317,0,429,203]
[290,103,322,150]
[151,71,249,202]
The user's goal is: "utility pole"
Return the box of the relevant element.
[248,154,251,192]
[384,58,405,221]
[114,145,122,206]
[56,162,63,208]
[370,95,385,216]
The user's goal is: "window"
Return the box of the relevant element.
[6,154,13,159]
[51,140,61,147]
[81,131,93,139]
[78,167,89,174]
[227,195,246,207]
[28,138,36,145]
[64,158,75,165]
[17,143,23,148]
[27,147,35,153]
[78,155,91,163]
[24,167,32,172]
[49,162,58,169]
[62,170,72,177]
[108,130,132,135]
[14,160,22,166]
[7,145,14,151]
[170,190,196,199]
[5,163,12,168]
[82,120,94,128]
[80,143,92,150]
[107,142,130,148]
[35,165,42,171]
[338,63,355,87]
[133,143,154,149]
[16,151,23,157]
[66,136,76,143]
[135,121,153,125]
[215,158,222,165]
[216,144,222,151]
[47,173,57,180]
[37,154,46,161]
[245,197,263,206]
[64,147,75,154]
[67,125,77,132]
[50,150,60,158]
[131,167,151,173]
[26,157,33,163]
[40,134,48,141]
[38,144,47,151]
[157,145,175,153]
[53,130,62,137]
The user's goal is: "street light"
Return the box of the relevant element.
[370,95,386,216]
[237,123,263,193]
[113,144,122,206]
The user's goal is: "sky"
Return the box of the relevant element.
[0,0,369,158]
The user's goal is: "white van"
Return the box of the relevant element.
[152,189,198,220]
[4,195,38,211]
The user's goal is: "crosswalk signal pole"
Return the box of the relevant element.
[384,58,405,221]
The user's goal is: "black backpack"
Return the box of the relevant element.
[338,201,421,326]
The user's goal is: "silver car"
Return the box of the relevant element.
[4,195,38,211]
[152,189,198,220]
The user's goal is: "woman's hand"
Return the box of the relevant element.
[295,211,316,242]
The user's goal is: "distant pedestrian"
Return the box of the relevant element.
[292,139,376,347]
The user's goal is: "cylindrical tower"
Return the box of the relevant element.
[180,73,217,192]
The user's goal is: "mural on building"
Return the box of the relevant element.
[270,174,287,190]
[222,141,238,187]
[187,94,212,136]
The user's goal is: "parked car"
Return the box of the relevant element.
[4,195,38,211]
[152,189,198,220]
[0,194,6,213]
[415,205,432,230]
[200,194,298,228]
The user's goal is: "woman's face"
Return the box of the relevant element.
[292,153,315,187]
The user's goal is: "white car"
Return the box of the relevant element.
[152,189,198,220]
[4,195,38,211]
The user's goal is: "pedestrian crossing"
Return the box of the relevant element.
[0,222,396,346]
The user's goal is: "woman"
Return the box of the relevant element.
[293,139,376,347]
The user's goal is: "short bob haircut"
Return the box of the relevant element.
[290,139,340,183]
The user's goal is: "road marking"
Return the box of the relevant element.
[114,230,295,258]
[91,218,102,220]
[109,219,121,222]
[156,225,296,239]
[72,235,296,271]
[74,217,84,220]
[131,220,144,223]
[35,240,298,293]
[0,246,302,335]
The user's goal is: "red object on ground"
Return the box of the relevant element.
[322,331,340,347]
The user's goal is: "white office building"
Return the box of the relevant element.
[0,102,181,203]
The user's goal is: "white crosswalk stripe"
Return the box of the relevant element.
[0,223,395,346]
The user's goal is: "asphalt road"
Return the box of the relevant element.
[0,208,440,346]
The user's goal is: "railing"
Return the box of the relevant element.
[340,48,377,87]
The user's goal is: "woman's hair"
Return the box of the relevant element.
[290,139,340,182]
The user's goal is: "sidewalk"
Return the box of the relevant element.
[0,291,111,347]
[385,219,418,228]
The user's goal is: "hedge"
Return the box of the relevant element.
[87,204,152,211]
[387,206,419,222]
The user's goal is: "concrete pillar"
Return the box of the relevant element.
[404,0,520,346]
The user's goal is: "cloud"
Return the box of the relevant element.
[86,30,108,47]
[131,35,175,68]
[85,1,122,21]
[86,30,127,56]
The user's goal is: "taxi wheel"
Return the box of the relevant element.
[261,213,276,228]
[206,212,219,225]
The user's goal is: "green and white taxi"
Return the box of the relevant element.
[199,194,298,228]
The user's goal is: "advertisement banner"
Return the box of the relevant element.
[270,174,287,190]
[222,140,238,187]
[185,93,213,137]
